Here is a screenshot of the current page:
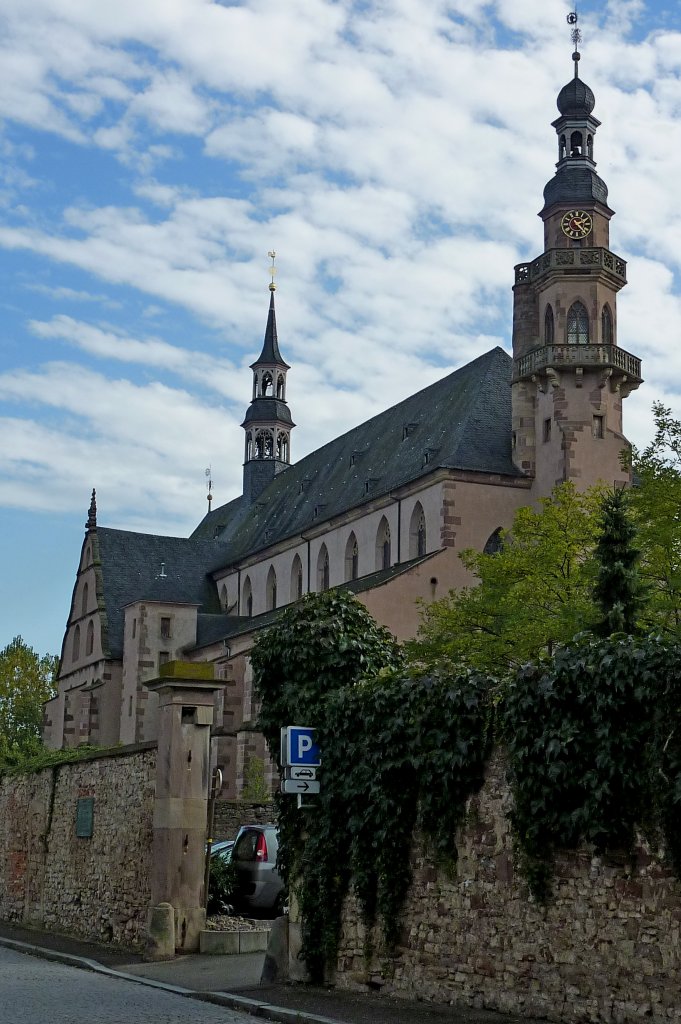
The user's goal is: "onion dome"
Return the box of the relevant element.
[557,77,595,117]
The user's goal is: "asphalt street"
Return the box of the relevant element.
[0,945,257,1024]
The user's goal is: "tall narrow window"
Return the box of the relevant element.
[262,372,273,397]
[601,305,613,345]
[81,582,88,617]
[160,616,171,640]
[291,554,304,601]
[266,566,277,611]
[276,374,285,399]
[543,418,552,442]
[376,517,391,571]
[344,533,359,581]
[593,415,604,439]
[243,576,253,617]
[73,624,81,662]
[544,305,554,345]
[86,620,94,657]
[409,503,427,558]
[567,301,589,344]
[317,544,330,591]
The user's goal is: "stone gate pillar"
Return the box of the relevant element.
[145,661,221,956]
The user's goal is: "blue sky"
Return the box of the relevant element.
[2,0,681,658]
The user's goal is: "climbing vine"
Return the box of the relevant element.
[252,592,681,979]
[251,591,494,980]
[501,634,681,900]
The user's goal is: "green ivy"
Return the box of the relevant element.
[251,591,494,980]
[501,634,681,899]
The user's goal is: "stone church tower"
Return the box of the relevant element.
[241,272,295,505]
[511,46,642,494]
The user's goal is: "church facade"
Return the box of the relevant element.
[44,51,642,799]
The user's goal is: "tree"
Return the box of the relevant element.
[409,482,603,674]
[0,636,58,762]
[628,402,681,634]
[593,487,646,636]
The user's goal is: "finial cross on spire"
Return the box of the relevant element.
[267,250,277,292]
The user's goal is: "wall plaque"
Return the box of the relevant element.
[76,797,94,838]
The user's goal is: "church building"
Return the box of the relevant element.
[44,45,643,799]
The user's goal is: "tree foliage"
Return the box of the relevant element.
[0,636,58,764]
[629,402,681,634]
[502,634,681,900]
[593,487,646,636]
[251,591,493,980]
[410,482,602,673]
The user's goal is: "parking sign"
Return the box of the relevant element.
[282,726,321,767]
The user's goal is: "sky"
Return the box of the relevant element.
[2,0,681,658]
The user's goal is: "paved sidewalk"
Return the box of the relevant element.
[0,920,539,1024]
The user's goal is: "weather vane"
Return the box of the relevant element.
[267,250,277,291]
[567,11,581,73]
[205,465,213,512]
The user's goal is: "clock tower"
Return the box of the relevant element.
[511,30,642,494]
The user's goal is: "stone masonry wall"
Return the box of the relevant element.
[0,744,156,948]
[335,752,681,1024]
[213,800,276,841]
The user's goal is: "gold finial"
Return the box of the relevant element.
[267,250,277,291]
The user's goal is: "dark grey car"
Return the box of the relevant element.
[231,824,286,915]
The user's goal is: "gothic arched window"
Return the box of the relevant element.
[317,544,330,592]
[587,134,593,160]
[291,554,304,601]
[345,533,359,581]
[243,576,253,617]
[81,582,88,617]
[567,301,589,345]
[276,374,285,399]
[220,584,228,610]
[276,432,289,462]
[376,517,391,571]
[559,134,566,160]
[266,566,277,611]
[601,304,613,345]
[86,620,94,657]
[544,304,554,345]
[409,503,427,558]
[262,372,273,397]
[245,431,254,461]
[483,528,504,555]
[73,624,81,662]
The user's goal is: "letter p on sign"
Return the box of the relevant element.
[285,726,321,767]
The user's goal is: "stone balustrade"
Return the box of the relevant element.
[513,343,642,383]
[515,247,627,286]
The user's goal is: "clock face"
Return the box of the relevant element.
[561,209,593,239]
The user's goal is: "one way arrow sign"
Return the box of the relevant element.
[281,779,321,795]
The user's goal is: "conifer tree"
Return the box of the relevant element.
[593,487,646,636]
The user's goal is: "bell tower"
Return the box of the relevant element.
[511,14,642,494]
[242,253,295,505]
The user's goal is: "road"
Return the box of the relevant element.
[0,945,255,1024]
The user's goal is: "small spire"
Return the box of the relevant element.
[268,249,277,292]
[250,254,289,368]
[86,488,97,532]
[567,11,581,78]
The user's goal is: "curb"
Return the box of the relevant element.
[0,936,351,1024]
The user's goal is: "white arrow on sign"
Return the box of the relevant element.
[281,779,321,795]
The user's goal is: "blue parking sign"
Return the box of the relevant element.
[285,726,320,767]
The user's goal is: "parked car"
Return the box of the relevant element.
[210,839,234,862]
[230,824,286,915]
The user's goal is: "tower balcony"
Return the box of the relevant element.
[514,247,627,286]
[513,342,642,391]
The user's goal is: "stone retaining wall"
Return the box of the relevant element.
[335,753,681,1024]
[213,800,276,840]
[0,744,156,948]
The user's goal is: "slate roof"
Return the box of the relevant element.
[95,529,228,659]
[242,398,294,427]
[192,346,520,566]
[556,76,595,117]
[250,289,289,369]
[542,165,609,212]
